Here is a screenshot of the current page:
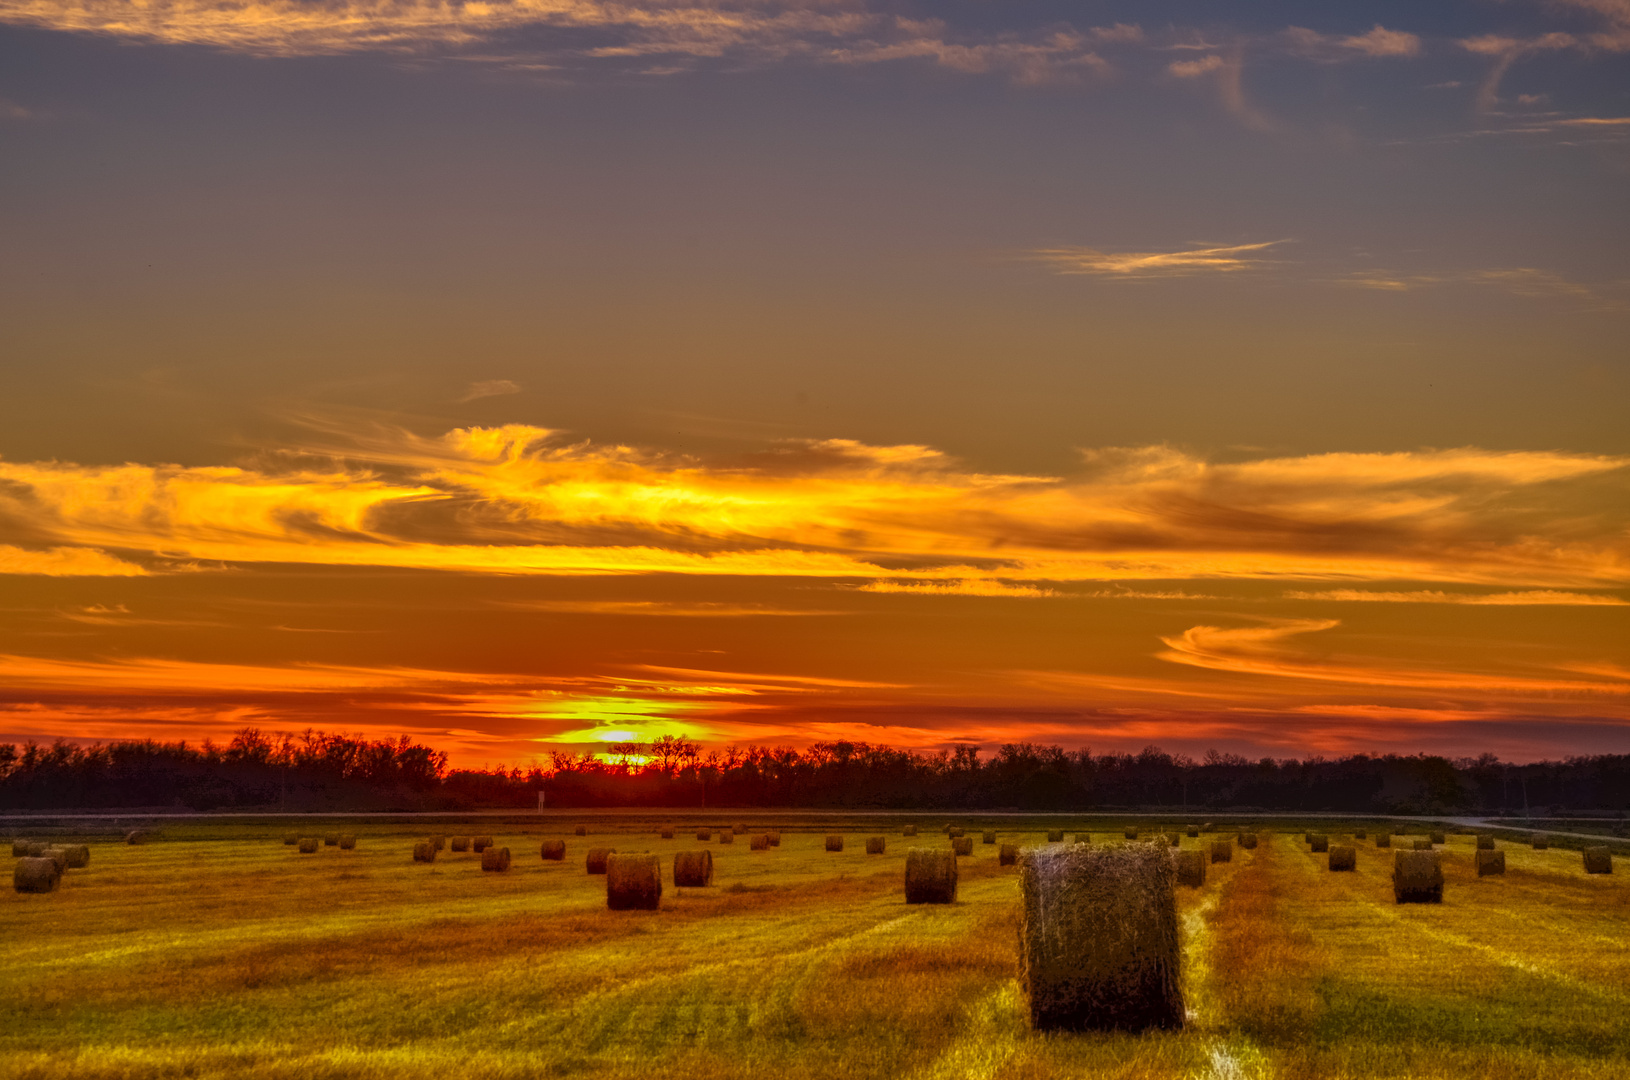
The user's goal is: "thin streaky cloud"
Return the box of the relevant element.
[0,545,150,576]
[1027,240,1285,278]
[1285,589,1629,606]
[459,379,522,403]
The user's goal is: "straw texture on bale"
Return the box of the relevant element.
[324,834,339,847]
[1210,841,1232,863]
[1429,831,1446,845]
[62,844,90,868]
[575,825,587,836]
[606,852,662,910]
[1017,844,1183,1031]
[9,838,26,857]
[866,836,886,855]
[338,834,356,850]
[1476,835,1495,850]
[42,848,69,871]
[903,825,918,836]
[904,847,958,904]
[952,837,973,856]
[1375,833,1391,848]
[282,834,298,846]
[1329,845,1356,872]
[1124,828,1138,840]
[1532,835,1550,850]
[1476,850,1505,876]
[695,829,711,841]
[541,839,566,861]
[983,831,997,844]
[481,846,512,872]
[1175,850,1206,888]
[586,847,616,874]
[825,835,844,852]
[718,831,733,845]
[298,837,318,854]
[1047,830,1064,843]
[1393,850,1444,903]
[1413,839,1434,850]
[125,831,147,845]
[451,837,471,852]
[1584,847,1613,874]
[412,840,435,862]
[473,836,493,853]
[673,849,713,887]
[768,831,781,846]
[1185,826,1199,838]
[1309,834,1329,853]
[660,827,674,839]
[1238,832,1257,849]
[25,841,47,856]
[432,835,446,851]
[750,834,770,851]
[999,844,1019,866]
[14,857,60,893]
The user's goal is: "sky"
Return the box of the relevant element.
[1,0,1627,767]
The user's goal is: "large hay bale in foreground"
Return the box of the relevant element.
[451,837,471,852]
[1238,832,1257,850]
[1329,845,1356,872]
[412,841,435,863]
[1175,850,1206,888]
[1374,833,1391,848]
[866,836,886,855]
[540,840,566,861]
[481,846,512,872]
[999,844,1019,866]
[768,831,781,847]
[983,831,996,844]
[825,835,843,852]
[606,853,662,910]
[1584,847,1613,874]
[750,834,770,851]
[1047,829,1064,843]
[338,835,356,850]
[660,827,674,840]
[61,844,90,869]
[1017,845,1183,1031]
[1124,827,1138,840]
[1309,834,1329,853]
[1412,839,1434,851]
[1429,830,1446,845]
[1476,850,1505,876]
[298,837,318,854]
[904,848,958,904]
[903,825,918,836]
[1210,841,1231,864]
[695,829,711,841]
[673,849,713,886]
[952,837,973,856]
[281,833,298,846]
[14,857,60,894]
[574,825,587,837]
[323,833,339,847]
[1476,835,1494,850]
[1393,850,1443,903]
[1532,835,1550,850]
[586,847,616,874]
[473,836,493,853]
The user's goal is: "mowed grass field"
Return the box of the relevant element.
[3,821,1628,1079]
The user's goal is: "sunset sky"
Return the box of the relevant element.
[1,0,1626,766]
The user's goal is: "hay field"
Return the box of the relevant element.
[2,822,1628,1079]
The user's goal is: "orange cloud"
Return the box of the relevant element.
[1285,589,1628,606]
[1028,240,1283,277]
[0,544,150,576]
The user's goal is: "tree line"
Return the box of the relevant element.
[1,730,1627,814]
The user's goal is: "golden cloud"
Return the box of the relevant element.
[1028,240,1283,277]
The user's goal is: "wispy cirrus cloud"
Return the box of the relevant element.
[1285,589,1628,606]
[1340,267,1628,310]
[1026,240,1285,279]
[0,544,150,576]
[459,379,522,403]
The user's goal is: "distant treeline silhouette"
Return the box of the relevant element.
[1,729,1628,814]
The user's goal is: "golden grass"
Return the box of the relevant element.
[0,823,1624,1079]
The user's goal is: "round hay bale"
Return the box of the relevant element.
[1532,835,1550,850]
[481,846,512,872]
[1047,829,1064,843]
[25,841,47,857]
[41,848,69,871]
[606,852,662,910]
[952,837,974,856]
[586,847,616,874]
[323,833,339,847]
[660,827,675,840]
[61,844,90,869]
[1584,847,1613,874]
[281,833,298,846]
[1017,844,1183,1031]
[9,838,27,857]
[1353,829,1368,840]
[750,834,770,851]
[1072,834,1092,845]
[825,835,843,852]
[865,836,886,855]
[999,843,1019,866]
[541,840,566,861]
[1393,850,1443,903]
[473,836,493,853]
[983,831,996,844]
[338,835,356,850]
[431,835,446,851]
[1165,833,1180,848]
[1429,830,1446,845]
[1185,825,1199,838]
[412,840,436,863]
[732,824,748,835]
[1475,835,1494,850]
[1329,845,1356,872]
[125,831,147,846]
[903,825,918,836]
[298,837,319,854]
[948,827,965,839]
[904,848,958,904]
[1304,831,1314,845]
[1412,839,1434,851]
[1309,834,1329,853]
[1476,850,1505,876]
[1374,833,1392,848]
[1238,832,1257,850]
[718,831,734,845]
[574,825,588,837]
[1175,850,1206,888]
[14,857,59,894]
[1210,841,1232,864]
[767,831,781,847]
[673,849,713,886]
[1123,827,1138,840]
[695,829,711,841]
[451,837,471,852]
